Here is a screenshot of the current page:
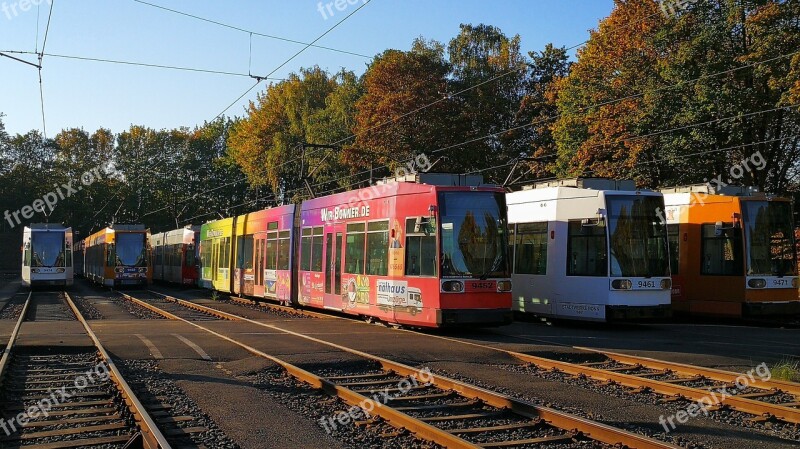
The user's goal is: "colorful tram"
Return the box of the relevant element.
[21,224,74,288]
[84,225,152,287]
[196,174,513,328]
[661,185,799,317]
[150,226,199,285]
[506,179,672,322]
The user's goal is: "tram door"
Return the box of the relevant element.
[324,228,343,310]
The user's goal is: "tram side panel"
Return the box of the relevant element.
[509,188,672,322]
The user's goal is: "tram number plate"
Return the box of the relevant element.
[637,280,658,289]
[466,281,496,292]
[772,279,791,287]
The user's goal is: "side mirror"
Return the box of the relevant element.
[715,221,724,236]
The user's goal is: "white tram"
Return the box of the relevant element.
[507,178,672,322]
[21,224,74,288]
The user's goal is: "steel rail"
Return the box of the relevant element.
[149,291,800,424]
[129,291,679,449]
[393,332,800,423]
[0,291,31,384]
[576,347,800,396]
[223,294,334,319]
[64,292,171,449]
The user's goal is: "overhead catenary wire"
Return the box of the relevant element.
[131,0,373,60]
[212,0,373,121]
[36,0,54,139]
[178,50,800,226]
[0,50,285,80]
[500,135,800,189]
[182,8,672,217]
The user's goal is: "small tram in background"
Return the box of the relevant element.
[151,226,200,286]
[661,185,799,317]
[506,178,672,322]
[21,224,74,288]
[198,174,513,328]
[84,225,151,288]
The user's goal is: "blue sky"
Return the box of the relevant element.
[0,0,614,136]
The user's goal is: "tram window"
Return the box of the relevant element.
[513,222,548,275]
[405,217,437,277]
[254,239,263,284]
[701,224,743,276]
[278,231,291,270]
[201,242,212,279]
[107,244,116,267]
[301,228,312,271]
[667,224,680,275]
[186,245,195,268]
[311,227,324,272]
[345,223,366,275]
[266,232,278,270]
[240,236,254,270]
[567,220,607,277]
[219,238,231,269]
[367,221,389,276]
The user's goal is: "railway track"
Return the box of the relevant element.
[405,330,800,426]
[148,289,800,425]
[120,290,678,449]
[0,291,170,448]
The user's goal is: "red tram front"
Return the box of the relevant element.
[297,174,512,328]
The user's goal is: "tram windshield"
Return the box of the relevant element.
[116,233,148,267]
[606,195,670,278]
[31,232,65,267]
[439,192,509,278]
[741,201,797,276]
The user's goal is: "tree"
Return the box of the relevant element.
[228,67,346,201]
[352,45,457,175]
[447,24,530,178]
[551,0,664,182]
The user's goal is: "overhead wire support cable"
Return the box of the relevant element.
[131,0,373,59]
[0,52,41,69]
[212,0,373,120]
[37,0,54,139]
[0,50,284,79]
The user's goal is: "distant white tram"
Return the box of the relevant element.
[507,178,672,322]
[21,224,74,288]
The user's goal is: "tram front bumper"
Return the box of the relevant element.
[437,308,513,327]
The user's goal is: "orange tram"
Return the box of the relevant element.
[662,185,799,318]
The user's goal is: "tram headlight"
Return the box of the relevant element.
[115,267,124,273]
[748,278,767,289]
[442,281,464,293]
[56,268,65,273]
[660,279,672,290]
[497,280,512,292]
[31,268,38,274]
[793,278,798,288]
[611,279,632,290]
[138,267,147,273]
